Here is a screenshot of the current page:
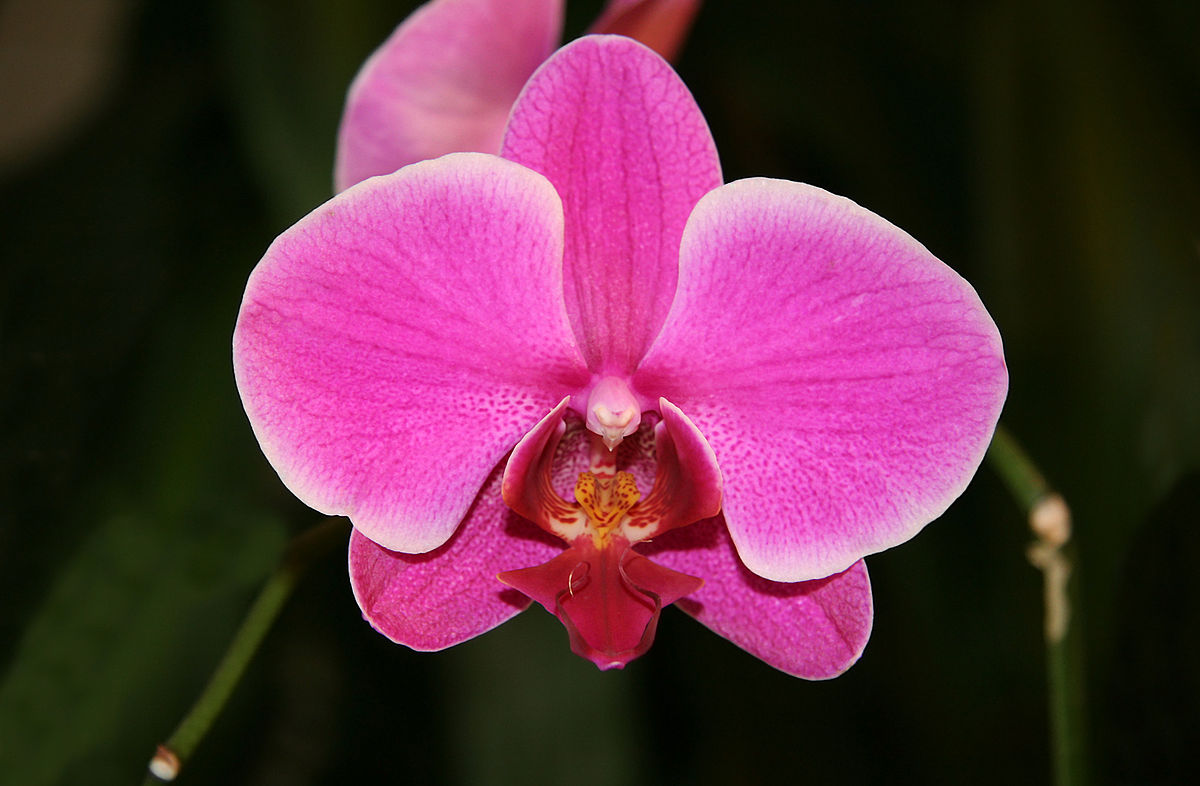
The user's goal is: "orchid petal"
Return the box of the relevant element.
[350,462,561,650]
[589,0,702,62]
[643,516,873,679]
[334,0,563,191]
[235,153,588,554]
[636,178,1008,582]
[502,36,721,373]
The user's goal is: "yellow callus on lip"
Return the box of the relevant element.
[573,471,641,546]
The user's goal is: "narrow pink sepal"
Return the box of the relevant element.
[498,542,703,670]
[349,462,561,650]
[234,153,588,554]
[589,0,702,62]
[636,178,1008,582]
[501,36,722,374]
[644,516,874,679]
[334,0,563,191]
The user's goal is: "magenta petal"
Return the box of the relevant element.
[501,36,722,374]
[645,516,874,679]
[635,179,1008,581]
[334,0,563,191]
[350,462,561,650]
[235,153,588,553]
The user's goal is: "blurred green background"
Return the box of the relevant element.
[2,0,1197,783]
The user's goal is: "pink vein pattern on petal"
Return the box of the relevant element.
[501,35,721,374]
[635,179,1008,582]
[350,458,562,650]
[234,153,589,554]
[334,0,563,192]
[642,516,873,679]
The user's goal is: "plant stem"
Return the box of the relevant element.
[986,425,1086,786]
[144,517,349,783]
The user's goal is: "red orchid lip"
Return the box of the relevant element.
[498,541,704,671]
[495,394,719,668]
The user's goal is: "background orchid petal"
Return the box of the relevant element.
[350,461,562,650]
[635,178,1008,582]
[589,0,701,62]
[643,516,873,679]
[334,0,563,192]
[501,35,722,374]
[235,153,589,554]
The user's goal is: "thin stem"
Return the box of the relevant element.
[145,517,350,783]
[986,425,1086,786]
[986,424,1050,509]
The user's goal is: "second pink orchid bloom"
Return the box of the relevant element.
[235,28,1006,677]
[334,0,700,191]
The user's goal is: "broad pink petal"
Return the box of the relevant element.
[334,0,563,191]
[235,153,589,553]
[643,516,873,679]
[590,0,702,62]
[635,179,1008,581]
[350,461,562,650]
[501,36,721,374]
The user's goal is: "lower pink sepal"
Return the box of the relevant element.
[498,540,703,670]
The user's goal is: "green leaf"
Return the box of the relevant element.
[0,508,285,786]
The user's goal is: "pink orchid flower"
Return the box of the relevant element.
[234,36,1007,677]
[335,0,700,192]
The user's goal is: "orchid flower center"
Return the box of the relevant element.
[574,470,640,547]
[497,398,723,670]
[585,377,642,450]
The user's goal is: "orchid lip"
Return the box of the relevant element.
[551,545,668,671]
[497,398,722,669]
[497,530,704,671]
